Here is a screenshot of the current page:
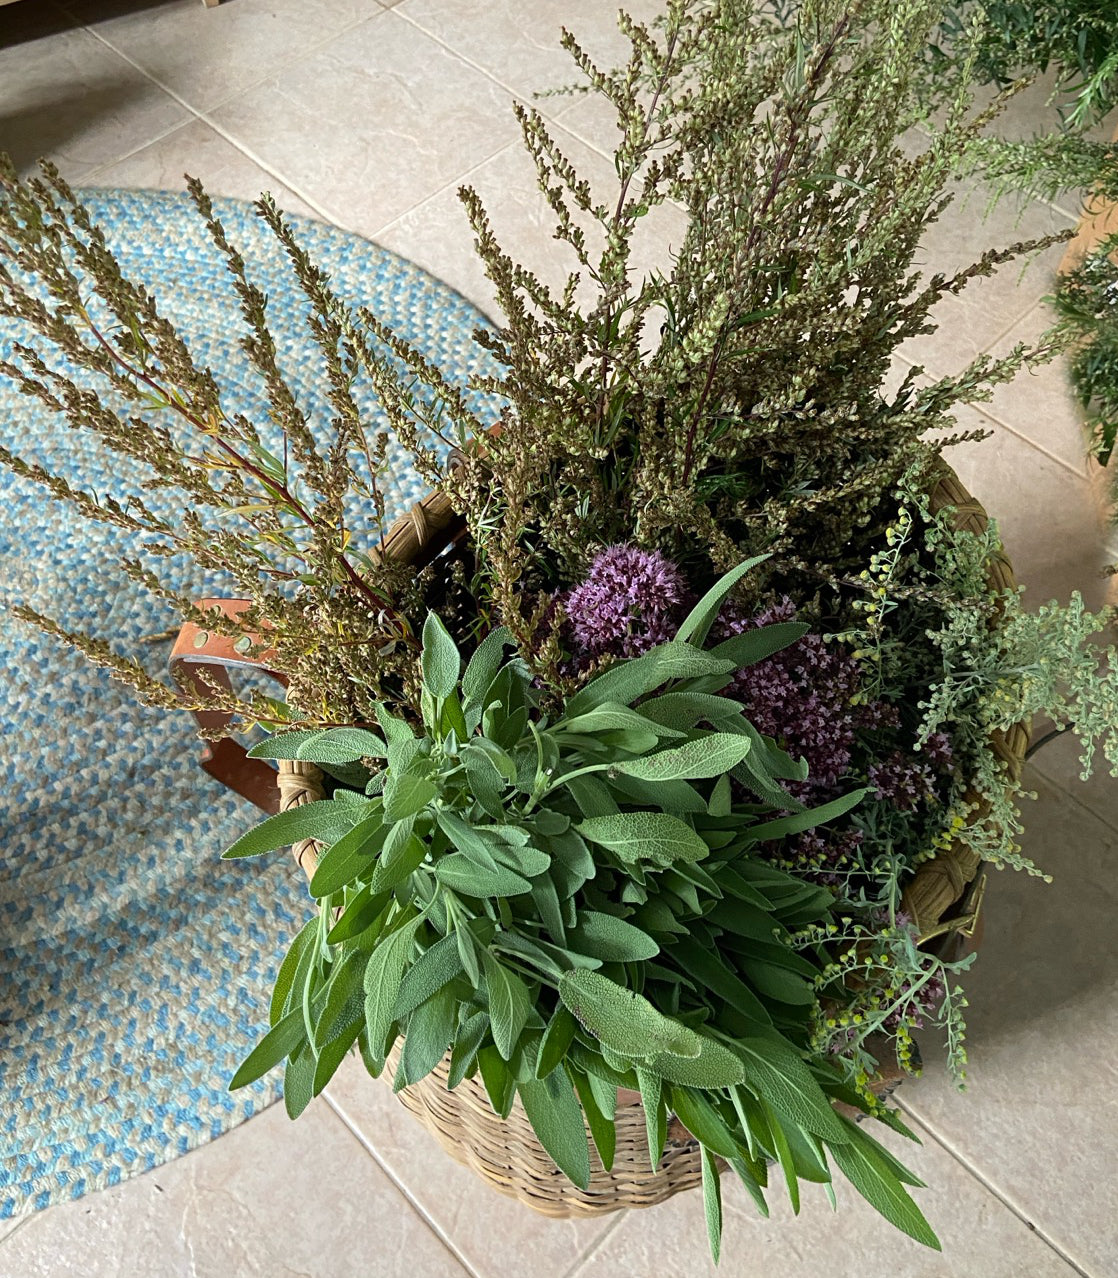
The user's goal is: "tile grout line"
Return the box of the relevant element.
[322,1090,485,1278]
[558,1211,629,1278]
[896,1102,1096,1278]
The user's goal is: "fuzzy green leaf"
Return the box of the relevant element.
[558,969,701,1060]
[518,1070,591,1190]
[482,951,533,1061]
[363,916,422,1064]
[577,812,709,866]
[614,733,752,782]
[709,621,809,669]
[462,625,513,705]
[536,1005,578,1079]
[229,1007,307,1090]
[398,987,458,1088]
[674,554,770,645]
[830,1123,940,1249]
[221,800,357,859]
[747,788,868,841]
[448,1010,490,1089]
[569,912,660,962]
[646,1037,746,1089]
[394,933,465,1020]
[248,727,388,763]
[737,1038,849,1144]
[308,814,387,897]
[383,771,437,822]
[566,643,737,717]
[572,1069,617,1170]
[421,611,462,698]
[435,854,533,898]
[701,1144,724,1265]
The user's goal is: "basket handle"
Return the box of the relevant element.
[169,598,286,814]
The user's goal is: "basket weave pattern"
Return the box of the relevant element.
[272,466,1027,1218]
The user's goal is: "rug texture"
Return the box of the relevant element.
[0,189,497,1217]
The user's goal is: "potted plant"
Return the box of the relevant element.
[2,0,1116,1260]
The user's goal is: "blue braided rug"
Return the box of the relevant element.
[0,189,498,1217]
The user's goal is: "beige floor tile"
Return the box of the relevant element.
[84,116,318,219]
[396,0,665,107]
[900,768,1117,1278]
[375,119,687,322]
[943,402,1113,609]
[325,1055,616,1278]
[0,8,189,181]
[63,0,379,115]
[981,303,1095,473]
[567,1109,1076,1278]
[899,183,1073,378]
[1023,723,1118,840]
[207,10,518,240]
[0,1100,469,1278]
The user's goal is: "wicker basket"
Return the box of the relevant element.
[267,464,1027,1219]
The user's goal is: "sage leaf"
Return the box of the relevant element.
[737,1038,849,1144]
[312,1018,362,1096]
[701,1143,724,1265]
[229,1007,307,1090]
[308,814,387,897]
[421,611,462,698]
[283,1043,316,1119]
[327,886,391,945]
[248,726,388,763]
[577,812,709,866]
[435,855,533,898]
[221,800,356,859]
[518,1070,592,1190]
[362,915,422,1063]
[569,912,659,962]
[482,951,533,1061]
[558,969,702,1060]
[646,1037,746,1089]
[559,702,685,739]
[398,987,458,1088]
[478,1045,517,1118]
[394,933,465,1020]
[371,830,427,893]
[674,554,770,645]
[636,1067,665,1170]
[672,937,772,1025]
[747,788,868,841]
[536,1005,578,1079]
[671,1087,741,1161]
[708,621,808,669]
[462,625,512,706]
[830,1123,940,1249]
[565,643,737,717]
[383,771,438,822]
[571,1069,617,1170]
[614,733,752,782]
[448,1010,490,1089]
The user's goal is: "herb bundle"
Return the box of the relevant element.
[3,0,1117,1260]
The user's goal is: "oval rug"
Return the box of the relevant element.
[0,188,498,1217]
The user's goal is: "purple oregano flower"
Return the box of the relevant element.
[561,544,690,660]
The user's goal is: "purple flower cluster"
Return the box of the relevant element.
[559,547,958,872]
[560,544,690,660]
[867,751,936,811]
[714,598,863,803]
